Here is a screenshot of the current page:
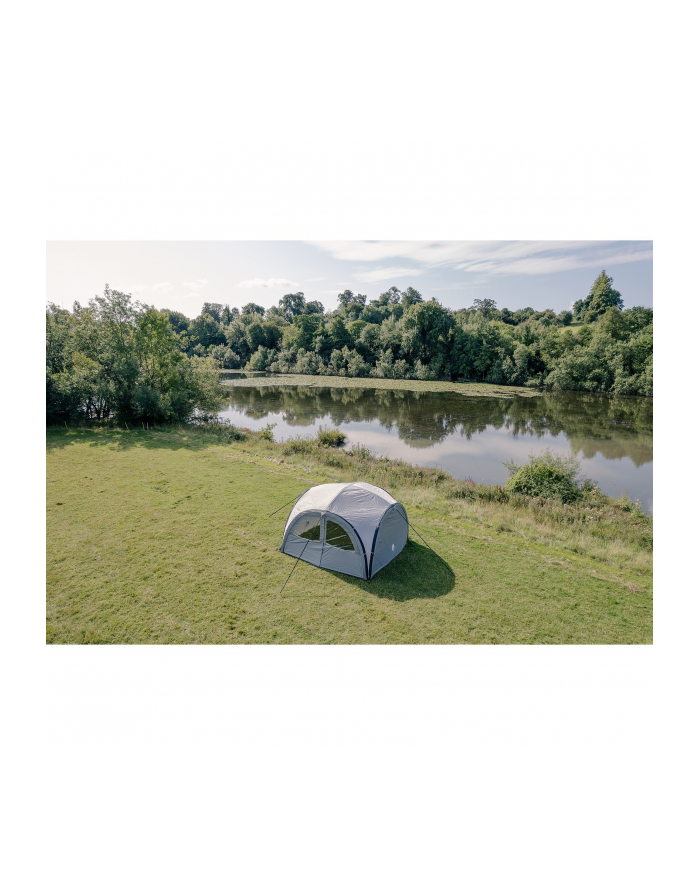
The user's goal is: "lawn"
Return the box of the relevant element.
[46,426,652,644]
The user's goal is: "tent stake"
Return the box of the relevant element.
[279,539,311,595]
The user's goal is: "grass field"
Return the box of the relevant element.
[221,373,541,397]
[46,425,652,644]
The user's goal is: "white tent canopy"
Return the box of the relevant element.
[280,482,409,581]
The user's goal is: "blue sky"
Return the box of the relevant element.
[46,240,652,318]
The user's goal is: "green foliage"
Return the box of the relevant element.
[259,422,276,441]
[46,288,226,423]
[504,449,585,503]
[165,310,190,334]
[246,346,275,371]
[470,298,498,319]
[188,312,225,351]
[209,344,240,368]
[574,270,624,322]
[316,425,346,446]
[281,314,320,351]
[50,271,652,406]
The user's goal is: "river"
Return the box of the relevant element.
[218,381,653,513]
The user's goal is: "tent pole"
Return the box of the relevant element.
[268,490,308,518]
[279,539,311,595]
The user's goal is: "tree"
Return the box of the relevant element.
[283,313,322,352]
[210,344,239,368]
[165,310,190,334]
[225,319,251,361]
[264,305,290,324]
[470,298,498,318]
[188,312,225,351]
[246,346,275,371]
[241,302,265,316]
[597,306,627,341]
[46,287,226,422]
[327,316,353,352]
[201,303,224,323]
[134,308,184,389]
[377,286,401,306]
[574,271,624,321]
[220,305,236,325]
[401,287,423,308]
[400,300,454,364]
[337,290,357,309]
[279,292,307,320]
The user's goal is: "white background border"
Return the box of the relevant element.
[10,0,696,880]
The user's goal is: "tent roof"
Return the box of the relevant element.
[284,482,400,560]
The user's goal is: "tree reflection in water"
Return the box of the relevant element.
[221,385,652,468]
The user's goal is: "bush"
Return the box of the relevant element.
[316,425,346,447]
[259,422,276,442]
[283,436,317,455]
[504,449,584,503]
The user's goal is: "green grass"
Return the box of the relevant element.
[46,425,652,644]
[221,373,541,397]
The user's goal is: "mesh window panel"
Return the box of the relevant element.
[295,516,321,541]
[325,520,355,551]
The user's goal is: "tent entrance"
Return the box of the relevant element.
[282,512,366,579]
[320,514,366,579]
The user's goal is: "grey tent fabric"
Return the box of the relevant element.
[281,482,408,580]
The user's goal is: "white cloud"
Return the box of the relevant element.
[308,240,652,277]
[180,279,210,298]
[353,266,425,283]
[183,278,209,291]
[127,282,174,294]
[235,277,297,289]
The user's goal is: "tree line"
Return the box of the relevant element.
[46,270,652,422]
[170,269,651,394]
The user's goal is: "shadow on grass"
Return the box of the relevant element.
[321,540,454,601]
[46,425,250,453]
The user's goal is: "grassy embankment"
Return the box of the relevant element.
[220,374,542,397]
[47,421,652,644]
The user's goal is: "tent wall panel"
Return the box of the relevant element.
[283,534,324,567]
[370,505,409,577]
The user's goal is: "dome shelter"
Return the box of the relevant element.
[281,482,409,581]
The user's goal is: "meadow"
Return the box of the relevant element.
[46,423,652,644]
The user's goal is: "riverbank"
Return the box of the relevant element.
[220,373,542,398]
[47,424,652,644]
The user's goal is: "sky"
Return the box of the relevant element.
[46,241,653,318]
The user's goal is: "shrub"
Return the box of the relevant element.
[283,437,316,455]
[246,346,274,371]
[504,449,584,503]
[259,422,276,442]
[316,425,346,447]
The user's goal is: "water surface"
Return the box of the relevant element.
[218,385,653,512]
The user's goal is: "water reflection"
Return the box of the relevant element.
[219,386,653,511]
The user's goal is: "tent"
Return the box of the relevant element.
[280,482,409,581]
